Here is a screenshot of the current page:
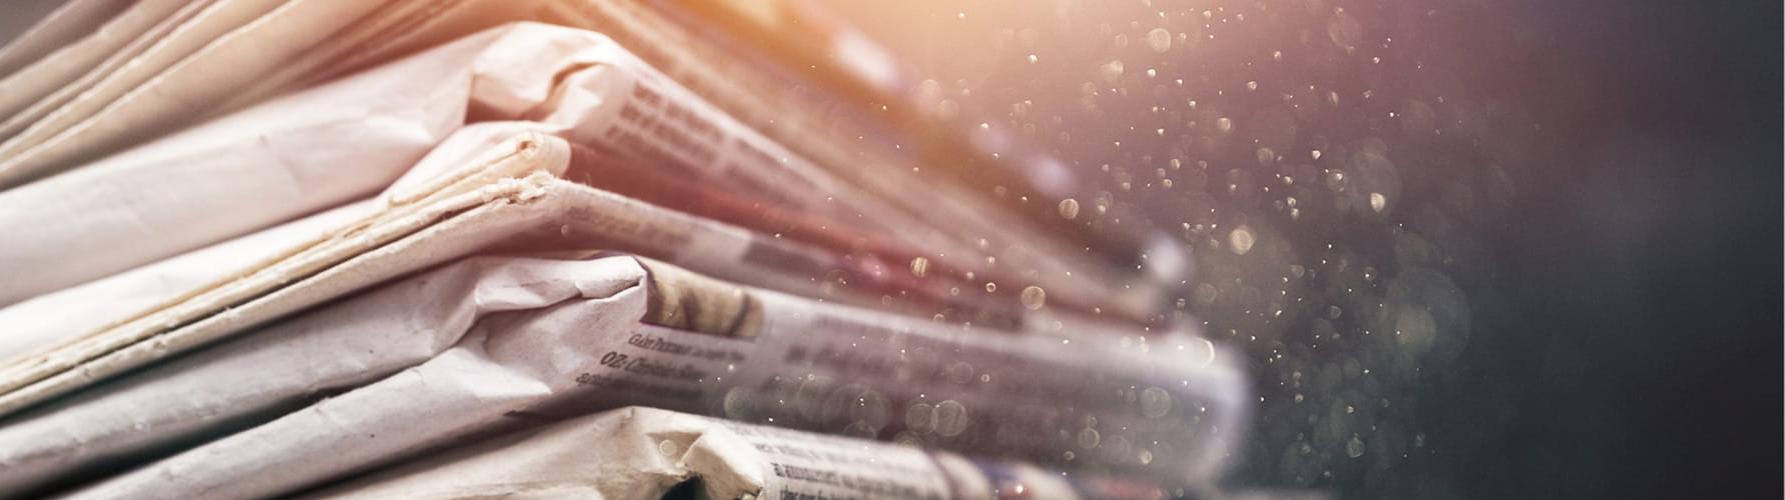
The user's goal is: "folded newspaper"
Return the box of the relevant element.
[0,2,1257,499]
[6,253,1241,498]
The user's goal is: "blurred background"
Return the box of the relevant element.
[824,0,1779,498]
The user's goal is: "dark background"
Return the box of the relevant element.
[1491,1,1780,497]
[835,0,1781,497]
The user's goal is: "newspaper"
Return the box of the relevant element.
[0,122,1037,421]
[0,10,1252,500]
[0,21,1002,312]
[0,192,1174,496]
[311,406,1183,500]
[0,23,1172,412]
[0,1,1170,320]
[37,254,1241,499]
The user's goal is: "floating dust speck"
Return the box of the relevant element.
[1147,28,1172,52]
[905,402,936,433]
[1346,434,1367,458]
[1229,225,1256,255]
[1077,427,1102,449]
[1369,192,1387,213]
[934,400,970,436]
[1057,198,1081,219]
[1401,99,1438,136]
[1194,283,1219,305]
[1021,285,1047,310]
[1395,308,1438,356]
[937,99,960,119]
[1100,60,1125,83]
[1328,9,1364,52]
[1140,387,1173,418]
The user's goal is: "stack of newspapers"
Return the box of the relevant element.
[0,1,1253,498]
